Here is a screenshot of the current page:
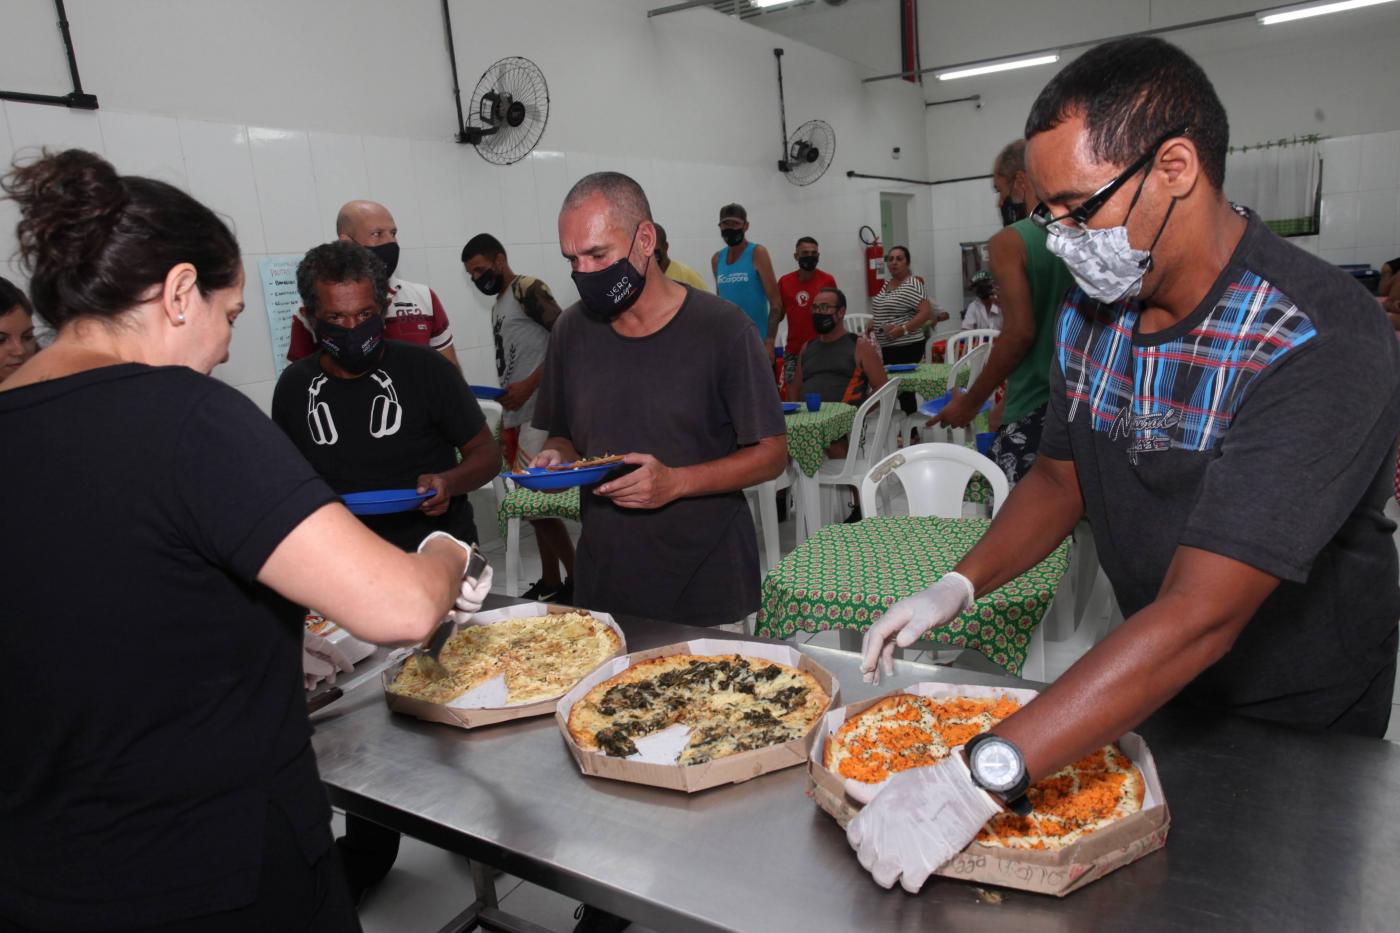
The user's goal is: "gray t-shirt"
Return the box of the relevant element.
[1040,211,1400,729]
[493,275,559,429]
[533,286,786,625]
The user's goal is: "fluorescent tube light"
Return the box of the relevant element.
[936,53,1060,81]
[752,0,796,8]
[1258,0,1397,25]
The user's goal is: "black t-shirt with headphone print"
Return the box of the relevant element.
[271,340,486,549]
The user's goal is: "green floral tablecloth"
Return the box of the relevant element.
[890,362,970,400]
[755,515,1068,675]
[496,485,581,538]
[785,402,856,476]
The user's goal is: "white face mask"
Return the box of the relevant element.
[1045,197,1177,304]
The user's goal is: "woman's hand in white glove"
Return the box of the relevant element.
[451,564,493,623]
[303,630,353,690]
[859,572,975,683]
[846,751,1001,894]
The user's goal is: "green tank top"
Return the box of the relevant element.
[1003,219,1076,423]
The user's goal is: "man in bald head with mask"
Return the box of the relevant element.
[287,199,459,367]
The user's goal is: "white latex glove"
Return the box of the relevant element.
[451,564,493,624]
[860,572,975,684]
[846,751,1001,894]
[303,630,353,690]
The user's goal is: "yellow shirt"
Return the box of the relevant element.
[665,258,711,291]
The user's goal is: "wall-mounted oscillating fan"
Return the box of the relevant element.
[773,49,836,186]
[783,119,836,186]
[459,56,549,165]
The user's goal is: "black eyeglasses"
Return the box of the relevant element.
[812,302,840,313]
[1031,126,1189,233]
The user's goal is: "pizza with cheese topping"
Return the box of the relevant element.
[825,693,1145,849]
[568,654,829,765]
[387,612,621,706]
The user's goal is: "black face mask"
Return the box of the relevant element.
[721,228,744,247]
[572,226,649,322]
[474,269,502,296]
[367,241,400,278]
[811,312,838,335]
[316,315,384,374]
[797,255,819,272]
[999,199,1028,227]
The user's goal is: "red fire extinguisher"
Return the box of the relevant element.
[860,225,885,297]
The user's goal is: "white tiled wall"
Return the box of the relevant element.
[1315,131,1400,271]
[1,101,930,413]
[926,177,1003,317]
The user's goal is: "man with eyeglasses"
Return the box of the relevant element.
[849,37,1400,895]
[931,139,1076,485]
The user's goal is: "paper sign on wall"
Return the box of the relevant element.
[258,254,304,375]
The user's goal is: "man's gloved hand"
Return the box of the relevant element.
[303,630,353,690]
[859,572,975,683]
[845,751,1001,894]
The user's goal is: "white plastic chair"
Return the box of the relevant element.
[899,342,994,449]
[744,464,796,574]
[944,328,1000,364]
[855,442,1008,661]
[858,443,1009,520]
[808,379,901,529]
[844,312,873,336]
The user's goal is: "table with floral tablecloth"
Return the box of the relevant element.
[755,515,1068,675]
[889,362,970,401]
[496,485,581,539]
[784,402,856,477]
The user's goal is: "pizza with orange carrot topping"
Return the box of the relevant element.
[826,693,1145,849]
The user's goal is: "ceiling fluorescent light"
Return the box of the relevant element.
[1258,0,1397,25]
[936,53,1060,81]
[751,0,796,8]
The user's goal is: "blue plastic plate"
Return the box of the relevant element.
[342,488,433,516]
[918,390,993,418]
[782,402,801,414]
[470,385,506,400]
[886,363,920,373]
[503,461,623,491]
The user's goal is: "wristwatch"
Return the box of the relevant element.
[964,732,1032,816]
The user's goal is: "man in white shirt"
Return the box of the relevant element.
[962,271,1003,331]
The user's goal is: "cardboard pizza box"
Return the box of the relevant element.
[555,639,840,794]
[382,602,626,730]
[806,681,1170,897]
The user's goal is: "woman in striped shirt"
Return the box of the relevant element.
[871,245,947,411]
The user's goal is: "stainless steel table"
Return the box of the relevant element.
[311,598,1400,932]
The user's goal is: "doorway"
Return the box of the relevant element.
[879,192,913,253]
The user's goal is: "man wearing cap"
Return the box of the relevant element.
[711,203,783,353]
[286,199,459,367]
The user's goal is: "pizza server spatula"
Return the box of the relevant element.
[411,547,490,682]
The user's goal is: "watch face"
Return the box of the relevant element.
[971,739,1022,793]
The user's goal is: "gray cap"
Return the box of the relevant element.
[719,203,747,221]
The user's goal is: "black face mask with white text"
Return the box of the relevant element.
[572,225,649,322]
[316,315,385,374]
[811,312,838,335]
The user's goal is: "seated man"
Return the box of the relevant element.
[270,240,499,903]
[791,286,888,459]
[962,271,1003,330]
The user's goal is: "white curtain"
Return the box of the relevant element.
[1225,143,1321,235]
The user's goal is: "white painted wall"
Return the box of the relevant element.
[0,0,932,413]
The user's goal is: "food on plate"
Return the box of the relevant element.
[825,693,1145,850]
[388,611,621,705]
[547,453,625,471]
[568,654,829,765]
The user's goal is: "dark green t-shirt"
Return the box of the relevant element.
[1003,219,1076,423]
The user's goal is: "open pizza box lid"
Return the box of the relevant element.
[555,639,840,794]
[807,680,1170,897]
[382,602,626,730]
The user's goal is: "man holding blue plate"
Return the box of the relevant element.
[272,240,499,552]
[532,172,788,630]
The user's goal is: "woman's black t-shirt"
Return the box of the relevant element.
[0,364,337,929]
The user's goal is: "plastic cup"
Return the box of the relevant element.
[805,393,822,412]
[976,431,997,456]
